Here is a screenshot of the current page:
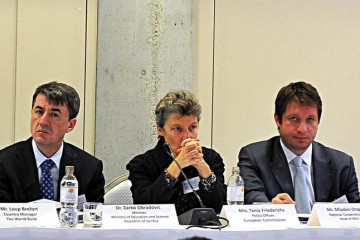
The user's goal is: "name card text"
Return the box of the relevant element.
[308,203,360,227]
[221,204,299,230]
[0,203,59,228]
[102,204,179,229]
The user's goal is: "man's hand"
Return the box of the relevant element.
[272,193,296,205]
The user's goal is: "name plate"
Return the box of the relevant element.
[220,204,300,230]
[308,203,360,227]
[102,204,180,229]
[0,203,59,228]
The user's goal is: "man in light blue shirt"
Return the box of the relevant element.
[238,81,360,213]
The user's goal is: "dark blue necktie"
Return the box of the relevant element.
[40,159,55,200]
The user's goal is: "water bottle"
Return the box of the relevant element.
[59,166,78,228]
[227,166,244,205]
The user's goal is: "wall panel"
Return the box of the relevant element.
[192,0,214,148]
[195,0,360,181]
[15,0,87,146]
[0,0,17,149]
[96,0,194,183]
[210,0,360,180]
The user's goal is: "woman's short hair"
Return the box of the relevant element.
[155,90,201,129]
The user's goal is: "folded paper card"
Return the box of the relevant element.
[220,204,300,230]
[102,204,180,229]
[0,202,59,228]
[307,203,360,227]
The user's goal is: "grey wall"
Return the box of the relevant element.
[96,0,194,183]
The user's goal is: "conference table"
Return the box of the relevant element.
[1,227,360,240]
[3,202,360,239]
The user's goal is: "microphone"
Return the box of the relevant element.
[163,142,205,208]
[163,142,220,226]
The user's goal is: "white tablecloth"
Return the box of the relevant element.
[1,227,360,240]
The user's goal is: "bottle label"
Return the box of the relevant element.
[227,186,244,201]
[61,187,78,203]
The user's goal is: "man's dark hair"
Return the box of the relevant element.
[275,81,322,124]
[32,81,80,120]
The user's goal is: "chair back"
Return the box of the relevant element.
[104,173,133,205]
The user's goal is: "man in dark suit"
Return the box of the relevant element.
[0,81,105,203]
[238,81,360,213]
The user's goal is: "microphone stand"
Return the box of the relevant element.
[163,142,220,226]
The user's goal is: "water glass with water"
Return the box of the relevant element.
[83,202,103,228]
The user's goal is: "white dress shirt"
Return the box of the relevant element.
[280,139,315,206]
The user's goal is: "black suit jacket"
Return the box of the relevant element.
[0,138,105,203]
[238,136,360,204]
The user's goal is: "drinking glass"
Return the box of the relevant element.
[83,202,103,228]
